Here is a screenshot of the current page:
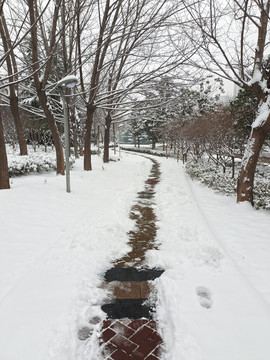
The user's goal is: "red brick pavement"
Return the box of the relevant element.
[100,318,163,360]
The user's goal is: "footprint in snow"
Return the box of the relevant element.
[196,286,213,309]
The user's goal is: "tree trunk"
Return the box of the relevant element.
[84,105,94,170]
[97,124,101,156]
[72,123,79,158]
[103,114,111,163]
[79,143,84,156]
[9,90,28,156]
[113,123,116,154]
[183,153,187,164]
[237,122,269,204]
[38,91,65,174]
[231,156,235,179]
[0,110,10,189]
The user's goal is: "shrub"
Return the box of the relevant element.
[185,160,270,210]
[8,152,75,176]
[121,146,168,157]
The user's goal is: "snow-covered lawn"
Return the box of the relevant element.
[0,150,270,359]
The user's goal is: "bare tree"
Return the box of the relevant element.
[79,0,193,170]
[0,102,10,189]
[0,1,10,189]
[0,8,28,155]
[27,0,65,174]
[181,0,270,205]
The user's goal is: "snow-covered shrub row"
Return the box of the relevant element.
[185,161,237,195]
[8,152,75,176]
[121,146,167,157]
[185,160,270,210]
[253,165,270,210]
[121,147,270,210]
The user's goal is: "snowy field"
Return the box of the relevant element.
[0,150,270,359]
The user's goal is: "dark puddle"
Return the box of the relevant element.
[104,267,164,282]
[101,299,153,319]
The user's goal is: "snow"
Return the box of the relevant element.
[148,158,270,359]
[57,75,78,88]
[249,66,261,85]
[241,137,255,170]
[1,150,270,359]
[252,96,270,129]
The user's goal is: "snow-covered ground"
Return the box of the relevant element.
[150,159,270,360]
[0,150,270,360]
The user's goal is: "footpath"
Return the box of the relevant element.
[79,153,270,360]
[98,157,164,359]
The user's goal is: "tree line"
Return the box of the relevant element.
[1,0,270,208]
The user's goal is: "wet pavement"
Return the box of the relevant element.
[114,159,161,268]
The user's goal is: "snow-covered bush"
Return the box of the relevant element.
[121,146,168,157]
[253,165,270,210]
[186,161,237,195]
[8,151,75,176]
[185,160,270,210]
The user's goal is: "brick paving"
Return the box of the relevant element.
[100,319,163,360]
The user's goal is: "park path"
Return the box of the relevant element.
[99,157,164,359]
[75,153,270,360]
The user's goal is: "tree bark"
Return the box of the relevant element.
[84,105,94,170]
[231,156,235,179]
[103,114,111,163]
[9,93,28,155]
[237,116,270,204]
[0,109,10,189]
[72,123,79,158]
[113,123,116,155]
